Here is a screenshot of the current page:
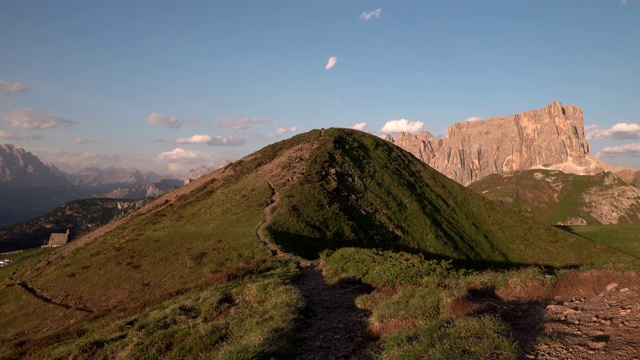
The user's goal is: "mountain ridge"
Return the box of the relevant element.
[386,101,639,186]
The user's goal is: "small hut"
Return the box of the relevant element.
[46,229,70,247]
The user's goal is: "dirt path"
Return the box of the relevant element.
[288,265,375,359]
[256,182,288,258]
[256,181,376,358]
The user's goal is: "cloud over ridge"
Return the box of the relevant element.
[380,119,424,134]
[586,122,640,140]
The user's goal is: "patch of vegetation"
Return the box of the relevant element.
[468,169,637,225]
[322,248,521,359]
[568,223,640,258]
[2,260,304,359]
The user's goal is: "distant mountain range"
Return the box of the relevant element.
[0,144,215,226]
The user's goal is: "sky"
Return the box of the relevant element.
[1,0,639,175]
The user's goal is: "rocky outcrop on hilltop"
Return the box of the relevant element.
[386,101,633,186]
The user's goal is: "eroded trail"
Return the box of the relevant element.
[290,265,375,359]
[257,181,376,358]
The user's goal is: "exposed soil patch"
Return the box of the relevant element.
[447,270,640,359]
[287,265,376,359]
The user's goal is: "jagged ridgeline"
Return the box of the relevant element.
[263,128,613,264]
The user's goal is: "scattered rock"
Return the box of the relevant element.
[605,283,619,292]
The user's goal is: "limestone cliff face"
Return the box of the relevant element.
[387,101,599,186]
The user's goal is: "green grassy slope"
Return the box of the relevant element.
[266,129,624,266]
[568,223,640,258]
[468,169,640,225]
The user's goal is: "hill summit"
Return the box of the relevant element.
[386,101,635,185]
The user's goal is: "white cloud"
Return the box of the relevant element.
[620,0,628,5]
[380,119,424,134]
[176,134,246,146]
[360,8,382,20]
[265,126,300,139]
[352,122,368,131]
[146,112,182,129]
[596,143,640,157]
[325,56,337,70]
[585,122,640,140]
[158,147,220,174]
[72,137,96,144]
[212,117,269,132]
[39,149,123,172]
[465,116,482,122]
[2,109,75,129]
[0,79,27,100]
[0,130,17,139]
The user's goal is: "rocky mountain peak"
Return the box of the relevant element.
[387,101,601,185]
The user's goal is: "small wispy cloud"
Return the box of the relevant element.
[325,56,337,70]
[146,112,183,129]
[360,8,382,21]
[2,109,75,129]
[620,0,628,5]
[265,126,300,139]
[212,117,269,132]
[585,122,640,140]
[176,134,246,146]
[0,79,27,101]
[352,122,368,131]
[465,116,482,122]
[380,119,424,134]
[596,143,640,158]
[72,137,97,144]
[0,130,17,139]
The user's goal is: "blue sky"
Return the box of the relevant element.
[1,0,639,175]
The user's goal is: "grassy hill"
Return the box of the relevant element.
[0,128,636,359]
[468,169,640,225]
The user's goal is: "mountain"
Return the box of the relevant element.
[0,144,86,226]
[0,198,147,252]
[386,101,639,186]
[0,146,185,225]
[1,128,633,359]
[98,178,184,199]
[182,165,215,184]
[66,166,167,192]
[468,169,640,225]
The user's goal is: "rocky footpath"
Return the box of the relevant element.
[531,283,640,359]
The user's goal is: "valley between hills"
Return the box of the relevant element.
[3,106,640,358]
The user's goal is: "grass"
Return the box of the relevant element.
[321,248,526,359]
[468,169,634,225]
[567,223,640,258]
[11,260,303,360]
